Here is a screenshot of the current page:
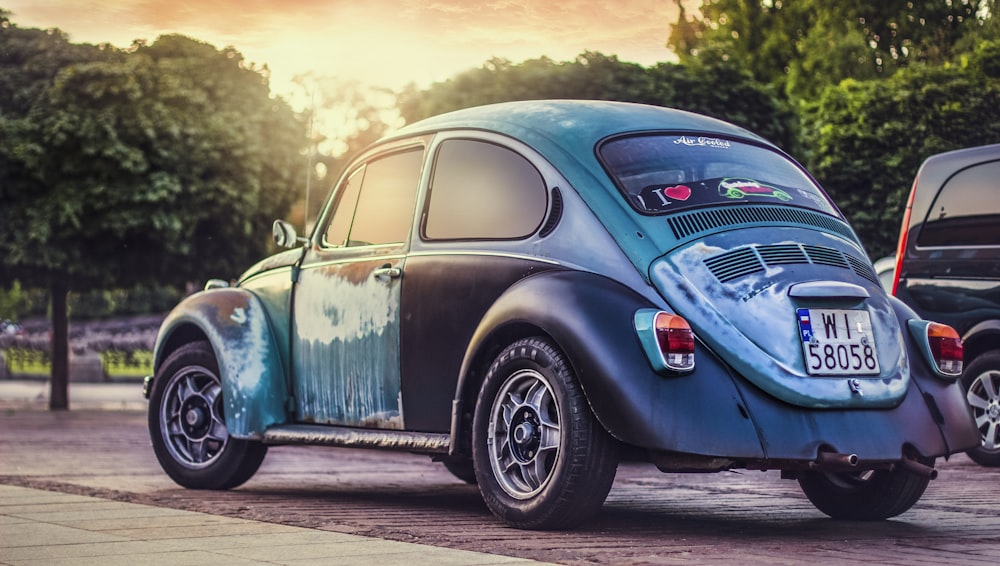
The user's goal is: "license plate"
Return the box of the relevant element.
[797,308,880,376]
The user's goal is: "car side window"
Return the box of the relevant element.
[324,167,365,247]
[424,139,547,240]
[323,148,424,248]
[918,160,1000,247]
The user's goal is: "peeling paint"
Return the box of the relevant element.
[154,289,288,438]
[293,260,404,429]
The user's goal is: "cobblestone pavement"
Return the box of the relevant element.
[1,404,998,565]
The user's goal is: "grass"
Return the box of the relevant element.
[2,349,153,379]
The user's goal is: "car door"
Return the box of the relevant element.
[291,145,424,429]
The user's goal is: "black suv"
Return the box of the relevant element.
[892,143,1000,466]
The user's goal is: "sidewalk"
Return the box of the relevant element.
[0,485,539,565]
[0,379,147,412]
[0,383,549,565]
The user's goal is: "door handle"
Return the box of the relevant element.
[372,266,402,282]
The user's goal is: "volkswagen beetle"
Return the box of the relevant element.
[145,100,979,530]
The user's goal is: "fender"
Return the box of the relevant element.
[887,295,980,454]
[454,270,766,457]
[153,288,289,439]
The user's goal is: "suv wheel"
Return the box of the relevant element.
[963,350,1000,467]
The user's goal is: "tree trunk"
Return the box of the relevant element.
[49,279,69,411]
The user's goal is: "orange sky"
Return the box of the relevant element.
[4,0,687,100]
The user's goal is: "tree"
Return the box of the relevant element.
[0,22,306,409]
[669,0,996,98]
[398,51,797,151]
[801,39,1000,259]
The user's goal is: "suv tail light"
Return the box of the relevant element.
[891,180,917,296]
[634,309,695,374]
[907,320,963,378]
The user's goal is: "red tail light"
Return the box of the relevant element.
[891,180,917,296]
[927,322,963,376]
[655,313,695,371]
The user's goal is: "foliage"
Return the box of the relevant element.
[801,41,1000,258]
[398,51,797,151]
[0,20,306,407]
[669,0,997,99]
[1,31,306,290]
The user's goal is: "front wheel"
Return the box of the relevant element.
[962,350,1000,467]
[148,341,267,489]
[798,459,933,520]
[472,337,618,530]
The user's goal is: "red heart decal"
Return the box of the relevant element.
[664,185,692,201]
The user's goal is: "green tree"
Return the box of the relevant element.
[0,21,305,409]
[398,51,796,151]
[801,39,1000,259]
[670,0,996,98]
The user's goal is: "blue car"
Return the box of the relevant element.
[145,100,978,529]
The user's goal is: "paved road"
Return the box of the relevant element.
[1,393,998,564]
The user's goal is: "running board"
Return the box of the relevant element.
[262,424,450,454]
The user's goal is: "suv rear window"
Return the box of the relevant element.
[917,160,1000,247]
[599,134,837,216]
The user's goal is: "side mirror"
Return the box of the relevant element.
[272,219,306,248]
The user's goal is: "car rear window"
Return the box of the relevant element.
[599,134,837,216]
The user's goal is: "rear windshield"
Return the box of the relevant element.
[599,134,838,216]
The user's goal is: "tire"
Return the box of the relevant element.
[148,341,267,490]
[962,350,1000,467]
[798,458,934,520]
[472,337,618,530]
[441,458,478,484]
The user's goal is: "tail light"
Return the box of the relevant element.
[635,309,695,374]
[891,180,917,296]
[655,313,695,371]
[927,322,963,375]
[907,320,963,379]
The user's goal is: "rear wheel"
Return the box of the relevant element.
[472,337,618,530]
[798,459,933,520]
[962,351,1000,467]
[148,341,267,489]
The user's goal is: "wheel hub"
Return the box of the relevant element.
[510,407,540,462]
[180,397,211,439]
[989,402,999,421]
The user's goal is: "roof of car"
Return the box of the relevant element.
[389,100,779,277]
[394,99,764,149]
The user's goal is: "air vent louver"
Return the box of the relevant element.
[704,244,876,284]
[666,205,856,242]
[704,248,763,282]
[757,244,808,265]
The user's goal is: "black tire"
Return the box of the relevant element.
[471,337,618,530]
[798,458,934,520]
[441,458,478,484]
[962,350,1000,467]
[148,341,267,490]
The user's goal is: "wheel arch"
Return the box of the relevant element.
[962,319,1000,363]
[448,270,675,457]
[152,288,289,439]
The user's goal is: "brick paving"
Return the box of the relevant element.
[1,392,999,564]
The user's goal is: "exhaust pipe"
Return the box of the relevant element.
[811,451,859,470]
[897,457,938,479]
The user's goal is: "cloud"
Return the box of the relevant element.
[5,0,683,91]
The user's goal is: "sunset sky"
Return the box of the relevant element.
[4,0,687,100]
